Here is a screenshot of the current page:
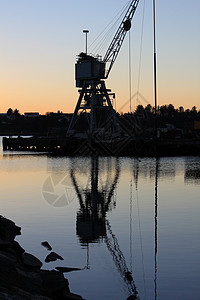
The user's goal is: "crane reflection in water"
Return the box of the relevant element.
[70,157,139,299]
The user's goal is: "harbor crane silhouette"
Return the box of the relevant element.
[67,0,140,137]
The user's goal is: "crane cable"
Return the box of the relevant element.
[89,1,131,56]
[119,0,146,113]
[136,0,146,105]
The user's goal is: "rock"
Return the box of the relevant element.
[62,291,85,300]
[0,251,19,289]
[0,239,13,250]
[55,266,82,273]
[22,252,43,269]
[12,241,25,255]
[0,240,25,256]
[0,286,52,300]
[41,241,52,251]
[0,215,84,299]
[42,270,70,294]
[14,267,44,295]
[0,216,21,241]
[0,251,16,271]
[45,251,64,263]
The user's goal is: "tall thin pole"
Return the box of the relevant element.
[153,0,157,124]
[83,30,89,54]
[129,31,132,113]
[154,2,158,296]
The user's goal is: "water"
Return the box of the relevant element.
[0,138,200,300]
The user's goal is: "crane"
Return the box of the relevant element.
[67,0,140,136]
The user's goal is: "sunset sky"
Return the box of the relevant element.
[1,0,200,114]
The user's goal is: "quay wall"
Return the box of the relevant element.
[2,136,200,157]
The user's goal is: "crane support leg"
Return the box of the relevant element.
[67,80,121,137]
[67,82,87,136]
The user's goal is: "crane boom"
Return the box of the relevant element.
[103,0,140,78]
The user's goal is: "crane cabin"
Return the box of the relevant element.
[75,53,106,88]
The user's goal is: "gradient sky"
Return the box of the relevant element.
[1,0,200,114]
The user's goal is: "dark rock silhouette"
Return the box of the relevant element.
[0,215,84,299]
[0,215,21,241]
[22,252,43,269]
[41,241,52,251]
[45,252,64,263]
[55,267,82,273]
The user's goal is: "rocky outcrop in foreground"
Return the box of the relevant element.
[0,215,84,300]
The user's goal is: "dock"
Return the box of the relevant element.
[2,136,200,156]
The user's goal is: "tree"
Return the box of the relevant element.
[145,104,152,112]
[14,109,20,117]
[178,106,184,113]
[159,105,167,116]
[7,108,13,116]
[191,106,197,114]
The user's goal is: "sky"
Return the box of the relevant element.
[1,0,200,114]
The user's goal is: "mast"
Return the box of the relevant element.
[153,0,158,133]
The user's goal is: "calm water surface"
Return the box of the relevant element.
[0,138,200,300]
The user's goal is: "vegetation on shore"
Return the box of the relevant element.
[0,104,200,137]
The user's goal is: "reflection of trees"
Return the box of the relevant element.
[130,158,175,181]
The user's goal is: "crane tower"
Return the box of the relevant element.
[67,0,140,137]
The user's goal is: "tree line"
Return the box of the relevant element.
[0,104,200,136]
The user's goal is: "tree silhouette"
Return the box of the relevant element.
[7,108,13,116]
[14,109,20,117]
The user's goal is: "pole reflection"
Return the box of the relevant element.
[154,158,159,300]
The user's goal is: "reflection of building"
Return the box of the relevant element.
[184,159,200,184]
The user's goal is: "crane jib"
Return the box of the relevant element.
[103,0,140,79]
